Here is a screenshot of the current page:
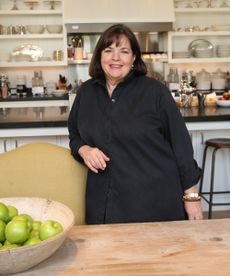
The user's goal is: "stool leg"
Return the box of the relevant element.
[208,148,218,219]
[199,145,209,195]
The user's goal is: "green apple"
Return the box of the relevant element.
[12,214,33,231]
[39,220,63,241]
[7,205,18,221]
[5,219,30,244]
[0,244,19,250]
[0,220,6,243]
[32,220,41,231]
[30,229,40,239]
[4,239,12,245]
[0,202,9,223]
[24,237,41,246]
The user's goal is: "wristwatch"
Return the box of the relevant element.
[183,192,201,202]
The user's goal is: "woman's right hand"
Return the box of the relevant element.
[78,145,110,173]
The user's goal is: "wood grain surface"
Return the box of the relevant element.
[15,219,230,276]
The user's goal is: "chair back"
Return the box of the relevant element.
[0,142,87,225]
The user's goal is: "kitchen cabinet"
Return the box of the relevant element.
[0,0,67,68]
[168,5,230,63]
[0,126,69,153]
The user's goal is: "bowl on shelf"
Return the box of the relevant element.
[27,25,45,34]
[188,39,214,58]
[46,25,63,34]
[0,197,74,275]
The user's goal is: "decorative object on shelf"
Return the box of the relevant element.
[46,24,63,34]
[26,25,45,34]
[43,0,61,10]
[188,39,214,58]
[24,1,39,10]
[11,44,43,62]
[179,70,196,108]
[53,50,63,61]
[11,0,19,10]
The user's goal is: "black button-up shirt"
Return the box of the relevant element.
[68,74,201,224]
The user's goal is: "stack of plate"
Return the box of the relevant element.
[216,45,230,57]
[172,51,190,59]
[211,25,230,31]
[194,49,214,58]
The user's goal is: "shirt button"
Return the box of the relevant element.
[111,98,116,103]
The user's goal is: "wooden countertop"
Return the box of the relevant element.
[17,219,230,275]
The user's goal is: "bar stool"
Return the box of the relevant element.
[199,138,230,219]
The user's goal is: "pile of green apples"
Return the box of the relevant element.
[0,202,63,250]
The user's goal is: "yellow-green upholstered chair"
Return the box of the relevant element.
[0,142,87,225]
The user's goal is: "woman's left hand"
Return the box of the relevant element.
[184,201,203,220]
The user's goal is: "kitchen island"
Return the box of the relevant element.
[13,219,230,275]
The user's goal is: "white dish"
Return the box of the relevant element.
[27,25,45,34]
[211,25,230,31]
[216,100,230,107]
[46,25,63,34]
[11,44,43,62]
[52,90,67,97]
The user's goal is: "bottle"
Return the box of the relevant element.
[167,67,180,93]
[67,44,74,60]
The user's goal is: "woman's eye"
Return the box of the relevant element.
[121,50,129,54]
[104,49,112,53]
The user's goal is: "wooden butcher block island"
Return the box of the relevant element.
[16,219,230,275]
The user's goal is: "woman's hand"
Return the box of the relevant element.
[184,185,203,220]
[78,145,110,173]
[184,201,203,220]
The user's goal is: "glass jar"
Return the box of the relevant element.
[196,69,211,91]
[211,68,226,91]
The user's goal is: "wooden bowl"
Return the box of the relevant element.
[0,197,74,275]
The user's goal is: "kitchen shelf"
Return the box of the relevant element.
[0,10,62,15]
[168,4,230,65]
[0,34,64,39]
[170,31,230,36]
[0,0,66,68]
[68,59,91,65]
[0,61,67,68]
[168,57,230,64]
[175,8,230,13]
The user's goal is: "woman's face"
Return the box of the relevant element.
[101,35,135,84]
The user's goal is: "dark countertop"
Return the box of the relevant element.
[0,106,230,129]
[0,93,68,102]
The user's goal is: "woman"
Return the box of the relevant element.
[68,24,203,224]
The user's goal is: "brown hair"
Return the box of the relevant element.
[89,24,147,79]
